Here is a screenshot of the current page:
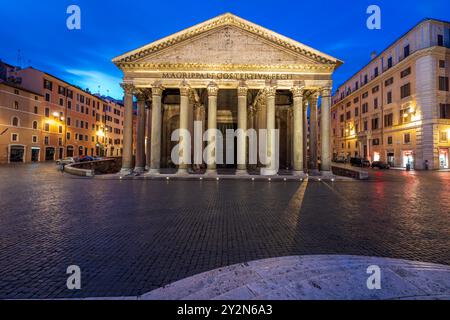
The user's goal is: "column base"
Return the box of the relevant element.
[260,167,278,176]
[205,168,217,176]
[176,168,189,175]
[147,168,160,175]
[235,169,248,176]
[134,167,145,174]
[119,168,132,175]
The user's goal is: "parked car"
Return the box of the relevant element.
[371,161,390,169]
[56,157,76,165]
[79,156,95,162]
[350,157,371,167]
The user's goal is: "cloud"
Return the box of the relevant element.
[64,68,123,99]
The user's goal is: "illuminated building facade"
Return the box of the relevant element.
[332,18,450,169]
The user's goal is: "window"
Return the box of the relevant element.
[372,138,380,146]
[400,67,411,78]
[387,91,393,104]
[404,133,411,144]
[14,89,19,95]
[385,77,394,86]
[11,133,18,142]
[403,45,410,58]
[58,138,62,146]
[363,120,368,131]
[374,98,378,109]
[58,86,66,95]
[400,108,412,123]
[439,76,449,91]
[440,104,450,119]
[32,135,38,143]
[44,136,49,145]
[362,103,369,113]
[34,106,38,114]
[374,67,379,77]
[67,132,71,140]
[346,111,351,120]
[387,136,393,145]
[355,107,359,117]
[440,131,448,142]
[43,79,53,90]
[45,93,50,102]
[372,86,379,94]
[364,74,368,84]
[67,117,71,126]
[384,113,393,127]
[400,83,411,99]
[68,100,72,109]
[59,98,64,106]
[362,91,368,99]
[32,121,38,129]
[45,108,50,117]
[12,117,19,126]
[353,97,359,103]
[439,60,446,68]
[371,118,379,130]
[58,126,63,134]
[14,101,19,109]
[438,34,444,46]
[44,123,50,131]
[387,57,393,68]
[340,114,344,123]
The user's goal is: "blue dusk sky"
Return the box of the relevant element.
[0,0,449,99]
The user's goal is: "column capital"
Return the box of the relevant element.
[320,86,332,98]
[237,85,248,97]
[179,81,190,96]
[134,88,151,101]
[309,91,320,103]
[151,85,163,97]
[264,86,277,98]
[207,83,219,97]
[291,86,305,98]
[120,83,135,95]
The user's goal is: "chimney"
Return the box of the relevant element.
[370,51,377,60]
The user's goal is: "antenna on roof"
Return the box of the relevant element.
[17,49,22,68]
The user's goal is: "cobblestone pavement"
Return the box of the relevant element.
[0,163,449,298]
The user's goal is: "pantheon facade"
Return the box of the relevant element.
[113,13,342,176]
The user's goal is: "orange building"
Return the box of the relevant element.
[0,61,124,163]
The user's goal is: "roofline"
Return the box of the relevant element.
[0,79,44,97]
[334,17,450,93]
[112,12,343,66]
[20,66,118,104]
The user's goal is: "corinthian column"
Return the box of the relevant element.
[149,85,163,174]
[261,86,278,176]
[133,89,148,173]
[145,101,152,170]
[291,84,305,175]
[120,83,134,174]
[177,83,190,175]
[237,84,248,174]
[309,92,319,173]
[206,83,218,174]
[320,86,332,173]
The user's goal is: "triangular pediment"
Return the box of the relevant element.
[113,13,342,69]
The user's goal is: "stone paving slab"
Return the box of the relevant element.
[137,255,450,300]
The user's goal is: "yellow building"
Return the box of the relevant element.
[0,61,124,163]
[331,18,450,170]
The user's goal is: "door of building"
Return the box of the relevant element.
[45,147,55,161]
[10,145,25,162]
[31,147,40,162]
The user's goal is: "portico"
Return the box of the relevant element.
[113,13,342,176]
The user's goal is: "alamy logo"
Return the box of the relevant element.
[66,265,81,290]
[66,5,81,30]
[366,265,381,289]
[366,5,381,30]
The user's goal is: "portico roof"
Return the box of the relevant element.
[112,13,343,69]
